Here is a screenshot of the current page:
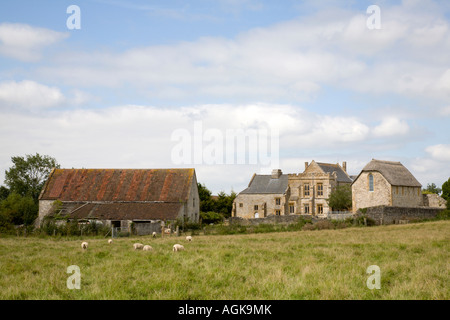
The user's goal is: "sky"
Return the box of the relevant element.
[0,0,449,194]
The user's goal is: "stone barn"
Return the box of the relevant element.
[351,159,422,212]
[37,168,199,235]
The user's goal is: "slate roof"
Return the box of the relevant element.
[39,168,195,202]
[316,162,353,183]
[355,159,421,187]
[239,174,288,194]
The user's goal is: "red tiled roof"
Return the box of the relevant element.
[69,202,184,221]
[39,168,195,202]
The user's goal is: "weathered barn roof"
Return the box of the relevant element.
[355,159,421,187]
[68,202,184,221]
[240,174,288,194]
[316,162,353,183]
[39,168,195,202]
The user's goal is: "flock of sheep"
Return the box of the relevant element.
[80,233,193,252]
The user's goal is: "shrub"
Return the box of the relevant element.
[200,211,224,225]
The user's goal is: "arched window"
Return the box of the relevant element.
[369,174,374,192]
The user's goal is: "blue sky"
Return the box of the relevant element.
[0,0,449,194]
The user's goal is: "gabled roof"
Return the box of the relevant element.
[39,168,195,202]
[315,162,353,183]
[354,159,421,187]
[239,174,288,194]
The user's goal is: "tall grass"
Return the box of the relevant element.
[0,220,448,299]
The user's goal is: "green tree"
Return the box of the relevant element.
[0,186,9,201]
[327,184,352,212]
[215,190,237,218]
[0,193,38,226]
[197,183,216,212]
[423,183,442,195]
[4,153,59,202]
[441,178,450,208]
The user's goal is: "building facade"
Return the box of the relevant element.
[288,161,352,216]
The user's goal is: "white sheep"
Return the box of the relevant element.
[152,232,157,238]
[81,242,88,250]
[108,239,113,244]
[133,243,144,250]
[173,244,185,252]
[143,245,153,251]
[186,236,192,242]
[164,228,171,234]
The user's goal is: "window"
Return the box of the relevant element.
[275,210,281,216]
[254,212,259,218]
[304,184,310,196]
[275,198,281,205]
[317,204,323,214]
[317,183,323,196]
[304,204,310,214]
[254,205,258,210]
[369,174,374,192]
[239,203,243,208]
[289,204,295,214]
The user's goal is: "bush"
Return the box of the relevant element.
[436,209,450,220]
[200,211,224,225]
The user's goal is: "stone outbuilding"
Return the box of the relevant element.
[351,159,422,212]
[37,168,200,235]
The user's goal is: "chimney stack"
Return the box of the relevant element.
[271,169,282,179]
[305,162,309,170]
[342,161,347,172]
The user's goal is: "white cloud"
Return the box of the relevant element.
[0,103,376,193]
[0,23,68,62]
[373,117,410,137]
[426,144,450,161]
[0,80,65,110]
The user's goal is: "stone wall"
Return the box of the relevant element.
[359,205,444,225]
[422,193,447,208]
[36,200,54,227]
[229,214,309,226]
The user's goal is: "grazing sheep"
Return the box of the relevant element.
[133,243,144,250]
[186,236,192,242]
[108,239,113,244]
[152,232,157,238]
[143,245,153,251]
[81,242,88,250]
[164,228,171,234]
[173,244,184,252]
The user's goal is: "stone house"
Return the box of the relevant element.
[233,161,352,219]
[37,168,199,235]
[232,169,289,219]
[288,161,352,216]
[351,159,422,212]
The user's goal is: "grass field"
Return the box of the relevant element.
[0,220,448,300]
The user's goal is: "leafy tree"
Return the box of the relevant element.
[197,183,216,212]
[215,190,237,218]
[327,184,352,212]
[442,178,450,208]
[4,153,59,202]
[441,178,450,201]
[200,211,224,224]
[0,186,9,201]
[422,183,442,195]
[0,193,38,226]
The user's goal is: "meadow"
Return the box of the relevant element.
[0,220,448,300]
